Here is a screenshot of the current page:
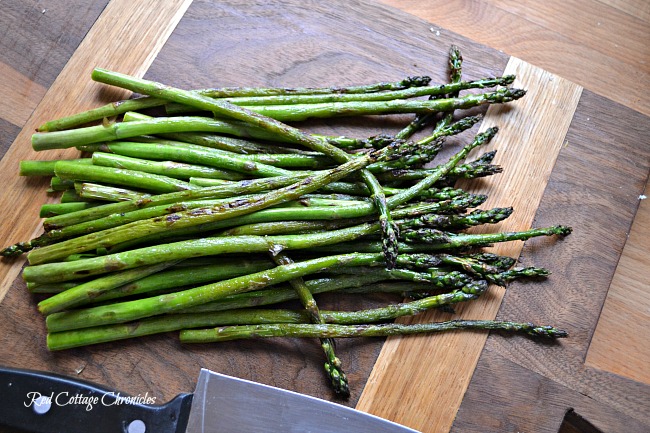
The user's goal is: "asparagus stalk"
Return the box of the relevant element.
[395,45,464,140]
[431,45,465,136]
[175,274,404,314]
[60,189,94,203]
[40,202,99,218]
[49,177,74,191]
[197,76,434,97]
[91,152,247,181]
[398,207,514,230]
[75,183,151,202]
[272,251,350,397]
[33,116,283,151]
[54,161,199,194]
[179,320,567,343]
[302,225,572,256]
[204,89,524,122]
[37,97,168,132]
[122,112,356,154]
[23,223,570,286]
[20,159,91,176]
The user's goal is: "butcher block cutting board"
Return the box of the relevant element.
[1,1,649,432]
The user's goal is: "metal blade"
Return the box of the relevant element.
[185,369,420,433]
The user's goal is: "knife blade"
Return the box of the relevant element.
[0,366,420,433]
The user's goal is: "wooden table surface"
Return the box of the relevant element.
[0,1,648,432]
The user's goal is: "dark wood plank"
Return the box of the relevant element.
[0,0,109,156]
[0,0,109,91]
[0,118,20,160]
[454,90,650,431]
[452,349,649,433]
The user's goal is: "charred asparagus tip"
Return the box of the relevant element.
[526,324,568,338]
[1,242,32,258]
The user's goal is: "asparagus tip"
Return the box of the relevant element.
[526,324,568,338]
[1,242,32,258]
[324,362,350,398]
[401,76,432,87]
[554,225,572,236]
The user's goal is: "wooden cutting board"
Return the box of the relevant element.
[1,1,649,432]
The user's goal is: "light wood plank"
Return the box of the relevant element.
[586,195,650,385]
[0,0,193,302]
[356,57,583,433]
[0,62,47,127]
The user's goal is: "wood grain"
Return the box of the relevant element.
[454,349,650,433]
[0,0,109,153]
[0,1,109,99]
[378,0,650,117]
[0,63,47,127]
[456,89,650,431]
[377,1,650,429]
[356,58,583,433]
[0,1,648,432]
[586,195,650,385]
[600,0,650,22]
[0,0,192,302]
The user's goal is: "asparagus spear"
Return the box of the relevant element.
[398,207,514,230]
[302,225,572,256]
[37,261,181,315]
[207,89,526,122]
[91,152,247,181]
[19,159,90,176]
[272,251,350,397]
[75,183,151,202]
[54,161,199,194]
[395,45,465,140]
[39,202,99,218]
[179,320,567,343]
[431,45,465,136]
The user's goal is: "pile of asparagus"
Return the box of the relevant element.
[2,47,570,397]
